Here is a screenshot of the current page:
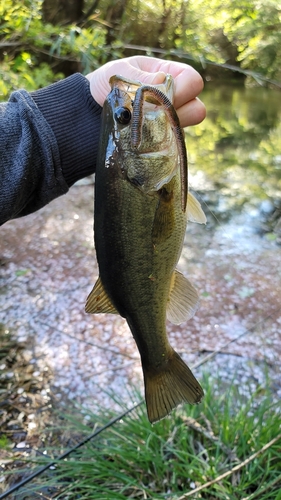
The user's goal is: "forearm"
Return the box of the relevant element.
[0,74,102,226]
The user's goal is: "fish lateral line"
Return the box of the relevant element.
[130,84,188,213]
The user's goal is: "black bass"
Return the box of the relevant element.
[86,74,206,423]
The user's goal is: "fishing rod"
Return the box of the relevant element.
[0,401,142,500]
[1,311,278,499]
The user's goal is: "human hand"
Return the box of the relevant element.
[86,56,206,128]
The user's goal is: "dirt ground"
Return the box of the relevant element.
[0,181,281,491]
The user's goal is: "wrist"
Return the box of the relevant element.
[31,73,102,187]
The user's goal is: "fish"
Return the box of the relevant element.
[85,74,206,423]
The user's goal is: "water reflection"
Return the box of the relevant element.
[186,82,281,237]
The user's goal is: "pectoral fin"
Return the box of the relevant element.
[187,192,207,224]
[85,277,118,314]
[167,270,199,324]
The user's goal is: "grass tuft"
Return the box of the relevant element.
[7,374,281,499]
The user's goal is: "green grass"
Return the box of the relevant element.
[9,375,281,499]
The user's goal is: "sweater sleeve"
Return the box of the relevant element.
[0,73,102,226]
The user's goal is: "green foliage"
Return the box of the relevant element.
[0,0,107,96]
[12,377,281,498]
[0,0,281,95]
[0,434,11,450]
[92,0,281,83]
[0,54,64,96]
[186,82,281,212]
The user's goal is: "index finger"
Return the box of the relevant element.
[132,57,204,109]
[155,62,204,110]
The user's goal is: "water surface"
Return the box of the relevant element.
[186,82,281,237]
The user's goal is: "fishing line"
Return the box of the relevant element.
[186,137,280,407]
[190,188,223,228]
[35,318,137,359]
[187,149,281,346]
[191,311,279,370]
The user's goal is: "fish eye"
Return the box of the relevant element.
[114,107,131,125]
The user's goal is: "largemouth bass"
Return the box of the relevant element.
[86,74,206,423]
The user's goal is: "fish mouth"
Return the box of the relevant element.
[130,84,187,211]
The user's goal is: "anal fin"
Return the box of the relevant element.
[85,276,118,314]
[167,270,199,324]
[143,349,204,423]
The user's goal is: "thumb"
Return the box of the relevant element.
[87,60,167,106]
[132,70,166,85]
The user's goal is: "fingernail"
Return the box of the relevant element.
[150,71,166,84]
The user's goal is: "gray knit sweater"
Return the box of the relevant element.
[0,73,102,225]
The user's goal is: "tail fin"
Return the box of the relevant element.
[143,349,204,423]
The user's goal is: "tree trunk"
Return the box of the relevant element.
[155,0,171,49]
[41,0,85,76]
[105,0,128,45]
[42,0,84,25]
